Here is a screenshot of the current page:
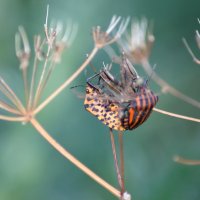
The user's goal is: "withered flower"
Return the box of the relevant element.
[118,18,154,64]
[0,8,77,122]
[92,15,130,48]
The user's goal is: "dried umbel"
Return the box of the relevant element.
[118,18,154,64]
[93,15,130,48]
[116,18,200,109]
[0,9,129,199]
[0,8,78,122]
[84,56,158,131]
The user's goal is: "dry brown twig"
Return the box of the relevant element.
[182,18,200,65]
[173,155,200,166]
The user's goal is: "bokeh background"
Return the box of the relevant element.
[0,0,200,200]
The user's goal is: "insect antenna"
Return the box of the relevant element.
[145,63,156,86]
[70,85,86,99]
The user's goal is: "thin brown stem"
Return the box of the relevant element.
[141,59,200,109]
[30,118,120,198]
[173,155,200,165]
[0,115,26,122]
[0,78,26,114]
[33,46,99,115]
[34,60,56,108]
[22,67,29,106]
[0,85,20,111]
[118,131,125,195]
[28,56,39,111]
[153,107,200,123]
[109,129,123,195]
[182,38,200,65]
[0,100,21,115]
[33,45,51,108]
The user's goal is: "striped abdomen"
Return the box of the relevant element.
[121,90,158,130]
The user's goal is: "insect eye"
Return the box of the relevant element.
[86,89,90,94]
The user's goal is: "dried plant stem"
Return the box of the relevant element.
[34,47,99,115]
[109,129,123,198]
[0,100,21,115]
[118,131,125,195]
[33,45,51,108]
[173,155,200,165]
[34,60,56,107]
[0,115,26,122]
[30,117,120,198]
[22,67,29,106]
[141,59,200,109]
[182,38,200,65]
[153,107,200,123]
[28,56,39,111]
[0,79,26,114]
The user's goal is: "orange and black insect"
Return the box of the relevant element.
[120,86,158,130]
[84,56,158,131]
[84,74,125,131]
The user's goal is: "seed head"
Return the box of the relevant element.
[15,26,31,70]
[118,18,154,64]
[92,15,130,48]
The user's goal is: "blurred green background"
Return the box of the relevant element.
[0,0,200,200]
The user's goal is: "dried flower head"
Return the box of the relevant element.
[15,26,31,70]
[118,18,155,64]
[92,15,130,48]
[0,7,77,122]
[182,18,200,65]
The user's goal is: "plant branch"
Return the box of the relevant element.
[173,155,200,165]
[0,80,25,114]
[182,38,200,65]
[109,129,123,195]
[0,115,26,122]
[34,46,99,115]
[33,44,51,108]
[141,59,200,109]
[0,100,21,115]
[22,67,29,106]
[153,107,200,123]
[118,131,125,195]
[30,117,120,198]
[28,56,39,111]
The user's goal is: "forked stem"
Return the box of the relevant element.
[30,118,120,198]
[34,46,99,115]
